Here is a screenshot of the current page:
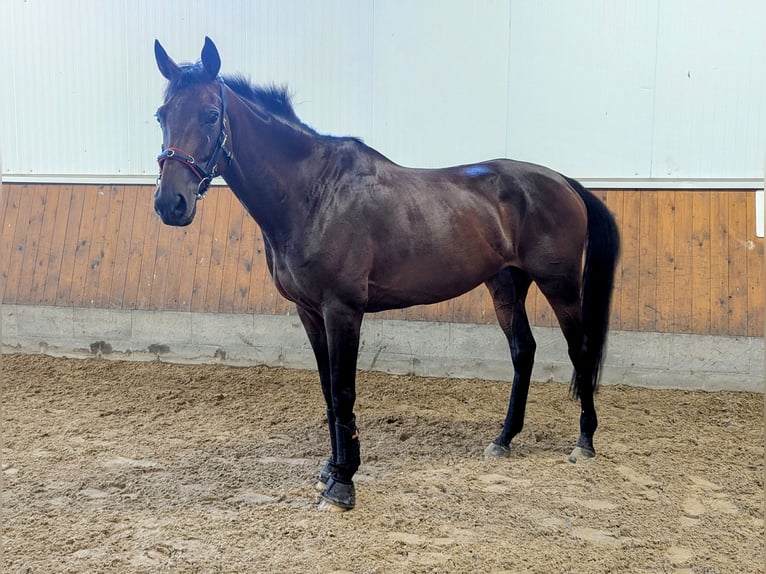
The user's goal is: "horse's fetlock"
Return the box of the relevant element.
[334,417,361,474]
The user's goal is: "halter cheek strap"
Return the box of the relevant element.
[156,77,233,199]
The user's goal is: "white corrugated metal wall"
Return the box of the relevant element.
[2,0,764,186]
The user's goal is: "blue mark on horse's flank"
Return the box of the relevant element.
[462,165,493,178]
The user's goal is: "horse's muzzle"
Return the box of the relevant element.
[154,188,195,226]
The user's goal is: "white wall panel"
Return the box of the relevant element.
[371,0,511,168]
[128,0,375,139]
[1,0,132,176]
[506,0,659,179]
[650,1,766,179]
[2,0,764,186]
[1,0,375,179]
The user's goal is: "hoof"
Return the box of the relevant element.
[483,441,511,459]
[318,499,350,513]
[314,480,327,492]
[321,476,355,511]
[568,446,595,463]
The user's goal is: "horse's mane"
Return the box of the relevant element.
[224,73,367,145]
[165,62,370,147]
[163,63,301,125]
[222,74,301,124]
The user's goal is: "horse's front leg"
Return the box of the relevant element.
[296,306,338,490]
[317,303,363,512]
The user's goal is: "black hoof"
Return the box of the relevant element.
[321,476,355,511]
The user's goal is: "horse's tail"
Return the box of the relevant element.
[566,177,620,398]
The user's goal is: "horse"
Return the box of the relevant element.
[153,37,620,512]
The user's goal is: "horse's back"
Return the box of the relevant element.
[382,156,590,259]
[349,155,589,309]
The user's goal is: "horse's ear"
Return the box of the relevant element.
[201,36,221,80]
[155,40,180,81]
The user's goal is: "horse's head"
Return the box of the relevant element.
[153,37,231,226]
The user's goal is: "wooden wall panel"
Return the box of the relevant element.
[26,185,57,305]
[67,185,98,307]
[3,184,34,304]
[176,204,202,313]
[655,191,676,333]
[709,193,730,335]
[106,185,138,308]
[203,190,232,313]
[637,190,658,332]
[40,185,73,306]
[53,186,86,306]
[133,190,160,309]
[619,190,641,331]
[727,193,749,335]
[121,188,153,310]
[247,227,270,315]
[746,192,763,336]
[673,191,694,333]
[219,202,245,314]
[94,186,124,308]
[0,184,14,302]
[691,192,712,334]
[1,184,762,337]
[15,186,46,305]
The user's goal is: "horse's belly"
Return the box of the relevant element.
[366,259,500,312]
[365,288,470,312]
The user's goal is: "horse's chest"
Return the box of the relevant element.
[270,256,316,305]
[270,261,299,301]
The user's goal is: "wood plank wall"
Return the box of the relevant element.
[1,184,762,337]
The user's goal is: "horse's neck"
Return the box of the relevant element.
[224,98,322,243]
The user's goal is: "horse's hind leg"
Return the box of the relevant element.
[536,278,598,463]
[483,267,536,458]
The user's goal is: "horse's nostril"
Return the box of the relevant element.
[174,194,187,216]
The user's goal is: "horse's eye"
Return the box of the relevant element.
[204,110,220,125]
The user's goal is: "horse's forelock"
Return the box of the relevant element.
[162,62,212,100]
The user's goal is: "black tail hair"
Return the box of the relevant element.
[565,177,620,398]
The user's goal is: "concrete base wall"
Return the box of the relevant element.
[2,304,763,392]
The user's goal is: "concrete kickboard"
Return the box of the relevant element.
[2,304,762,392]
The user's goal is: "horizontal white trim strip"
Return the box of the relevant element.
[1,174,227,186]
[2,173,763,190]
[578,178,763,190]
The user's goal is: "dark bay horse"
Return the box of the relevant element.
[153,37,620,511]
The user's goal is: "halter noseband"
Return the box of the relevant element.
[156,77,233,199]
